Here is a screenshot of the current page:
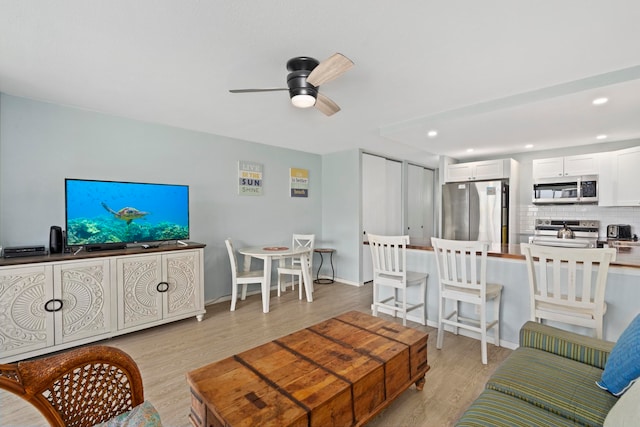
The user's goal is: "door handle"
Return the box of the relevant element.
[44,299,63,312]
[156,281,170,293]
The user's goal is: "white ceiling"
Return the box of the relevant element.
[2,1,640,167]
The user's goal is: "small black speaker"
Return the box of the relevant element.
[49,226,63,254]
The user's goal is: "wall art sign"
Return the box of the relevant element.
[238,161,263,196]
[290,167,309,198]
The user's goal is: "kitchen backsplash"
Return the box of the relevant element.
[519,204,640,240]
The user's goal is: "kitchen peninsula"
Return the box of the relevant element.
[396,239,640,348]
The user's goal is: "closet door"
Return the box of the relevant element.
[407,164,435,240]
[362,153,402,282]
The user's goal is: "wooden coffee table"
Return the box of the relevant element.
[186,311,429,427]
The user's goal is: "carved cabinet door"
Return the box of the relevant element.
[116,254,164,330]
[163,250,201,320]
[53,259,113,344]
[0,265,54,360]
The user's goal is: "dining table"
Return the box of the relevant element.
[238,245,313,313]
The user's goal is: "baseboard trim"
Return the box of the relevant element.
[373,305,518,350]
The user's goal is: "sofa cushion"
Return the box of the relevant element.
[597,314,640,396]
[520,321,613,369]
[604,380,640,427]
[456,389,578,427]
[92,401,162,427]
[487,347,617,427]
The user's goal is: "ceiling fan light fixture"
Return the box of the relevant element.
[291,94,316,108]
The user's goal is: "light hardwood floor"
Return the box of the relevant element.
[1,282,512,426]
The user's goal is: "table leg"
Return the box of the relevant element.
[301,252,314,302]
[314,250,335,284]
[262,256,271,313]
[328,251,335,282]
[315,252,324,284]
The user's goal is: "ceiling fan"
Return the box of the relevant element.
[229,53,354,116]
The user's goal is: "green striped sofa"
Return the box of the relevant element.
[457,321,618,427]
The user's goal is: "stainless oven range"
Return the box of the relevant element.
[529,219,599,248]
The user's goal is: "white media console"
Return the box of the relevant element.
[0,242,206,363]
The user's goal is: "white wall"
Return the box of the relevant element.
[0,94,322,302]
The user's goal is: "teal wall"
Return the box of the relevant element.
[321,149,361,284]
[0,94,323,302]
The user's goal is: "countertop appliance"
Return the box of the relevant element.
[607,224,632,240]
[442,180,509,244]
[532,175,598,204]
[529,219,599,248]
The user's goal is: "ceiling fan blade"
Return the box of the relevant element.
[315,93,341,116]
[229,88,288,93]
[307,53,354,87]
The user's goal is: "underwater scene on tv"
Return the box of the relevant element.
[65,179,189,246]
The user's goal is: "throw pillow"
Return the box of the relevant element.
[597,314,640,396]
[92,401,162,427]
[604,380,640,426]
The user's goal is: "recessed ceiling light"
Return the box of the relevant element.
[592,97,608,105]
[466,148,474,153]
[427,130,438,138]
[596,134,608,140]
[525,144,534,149]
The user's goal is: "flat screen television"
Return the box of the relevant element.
[65,178,189,250]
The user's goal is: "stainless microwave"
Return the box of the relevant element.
[532,175,598,204]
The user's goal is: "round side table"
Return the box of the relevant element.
[314,248,336,284]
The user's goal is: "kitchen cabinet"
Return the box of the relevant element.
[599,146,640,206]
[445,159,510,182]
[0,245,205,363]
[532,154,599,179]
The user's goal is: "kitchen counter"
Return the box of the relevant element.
[405,238,640,269]
[367,238,640,347]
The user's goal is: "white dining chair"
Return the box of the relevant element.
[368,233,427,326]
[431,238,502,365]
[277,234,315,300]
[521,243,616,339]
[225,238,266,311]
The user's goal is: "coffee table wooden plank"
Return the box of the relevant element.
[236,341,354,427]
[335,311,430,382]
[309,318,412,397]
[186,357,308,427]
[276,329,386,422]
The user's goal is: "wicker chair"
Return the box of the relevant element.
[0,345,146,427]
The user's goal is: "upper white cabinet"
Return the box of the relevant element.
[615,146,640,205]
[445,158,512,182]
[532,154,599,179]
[600,146,640,206]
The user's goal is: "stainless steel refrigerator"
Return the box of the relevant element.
[442,180,509,243]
